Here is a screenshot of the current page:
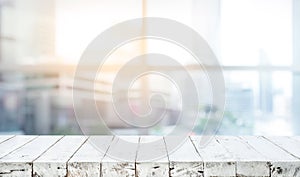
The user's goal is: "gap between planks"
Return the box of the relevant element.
[1,136,300,177]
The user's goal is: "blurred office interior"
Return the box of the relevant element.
[0,0,299,135]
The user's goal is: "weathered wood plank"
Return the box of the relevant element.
[265,136,300,158]
[101,136,139,177]
[190,136,235,177]
[241,136,300,177]
[136,136,169,177]
[0,136,37,158]
[0,136,15,144]
[68,136,113,177]
[0,136,62,177]
[216,136,270,177]
[0,136,300,177]
[165,136,203,177]
[33,136,87,177]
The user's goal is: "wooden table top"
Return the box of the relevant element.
[0,135,300,177]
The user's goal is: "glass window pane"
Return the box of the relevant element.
[220,0,293,66]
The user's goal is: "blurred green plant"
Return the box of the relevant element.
[194,105,253,135]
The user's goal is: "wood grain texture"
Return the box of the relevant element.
[0,136,37,158]
[136,136,169,177]
[0,136,299,177]
[0,136,15,144]
[101,136,139,177]
[241,136,300,177]
[190,136,235,177]
[216,136,270,177]
[165,136,203,177]
[68,136,113,177]
[265,136,300,158]
[0,136,62,177]
[33,136,87,177]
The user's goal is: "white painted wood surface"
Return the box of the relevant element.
[216,136,270,177]
[266,136,300,159]
[101,136,139,177]
[241,136,300,177]
[33,136,87,177]
[0,136,300,177]
[165,136,203,177]
[190,136,235,177]
[68,136,113,177]
[0,136,37,158]
[0,136,14,144]
[0,136,62,177]
[136,136,169,177]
